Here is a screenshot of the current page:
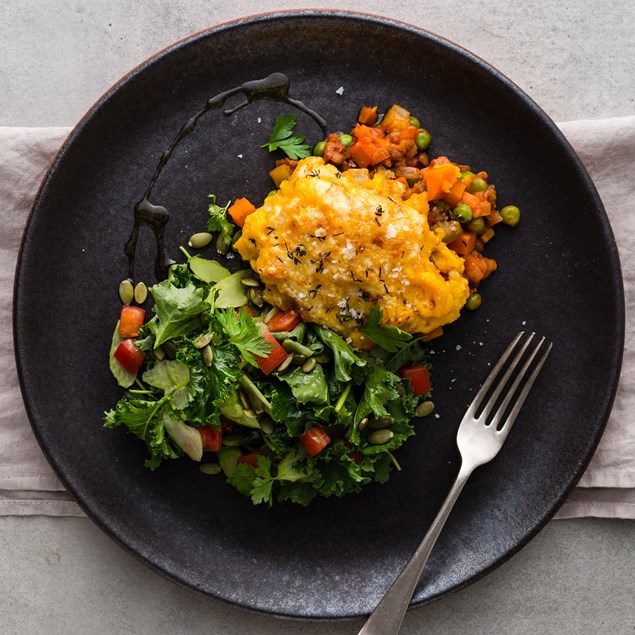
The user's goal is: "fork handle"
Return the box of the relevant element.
[358,463,474,635]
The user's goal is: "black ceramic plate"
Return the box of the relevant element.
[14,11,623,620]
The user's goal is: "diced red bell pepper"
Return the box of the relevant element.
[254,331,289,375]
[113,339,145,375]
[300,426,331,457]
[198,426,222,452]
[266,309,302,333]
[118,305,145,338]
[237,452,262,468]
[400,365,431,397]
[220,415,235,434]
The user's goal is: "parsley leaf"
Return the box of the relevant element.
[215,307,274,366]
[207,194,235,240]
[359,305,413,352]
[261,114,311,160]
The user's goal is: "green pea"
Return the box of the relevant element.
[415,131,431,151]
[466,293,482,310]
[500,205,521,227]
[266,189,278,198]
[452,203,473,223]
[313,140,326,156]
[460,170,474,182]
[468,177,488,193]
[468,217,486,234]
[410,115,421,128]
[339,133,353,148]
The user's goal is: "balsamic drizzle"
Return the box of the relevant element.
[125,72,327,281]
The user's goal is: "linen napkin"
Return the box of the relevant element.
[1,119,634,518]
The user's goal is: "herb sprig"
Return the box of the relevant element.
[359,305,413,352]
[261,115,311,160]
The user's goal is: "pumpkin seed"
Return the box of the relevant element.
[282,339,314,357]
[240,277,261,287]
[162,341,177,359]
[292,354,307,364]
[275,354,294,373]
[240,376,271,414]
[301,357,317,373]
[415,401,435,418]
[133,281,148,304]
[249,287,264,307]
[396,383,407,398]
[118,279,134,305]
[243,407,257,418]
[199,462,221,475]
[223,434,241,447]
[153,346,165,361]
[216,233,232,254]
[239,389,251,410]
[315,352,332,364]
[188,232,213,249]
[368,416,394,430]
[259,416,275,435]
[368,429,394,445]
[231,229,242,246]
[358,417,369,431]
[251,400,265,415]
[194,332,213,349]
[202,345,214,367]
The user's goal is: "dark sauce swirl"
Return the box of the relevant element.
[125,73,327,281]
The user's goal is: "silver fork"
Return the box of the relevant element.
[358,331,553,635]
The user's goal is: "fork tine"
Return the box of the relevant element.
[494,338,553,436]
[468,331,529,418]
[489,335,546,429]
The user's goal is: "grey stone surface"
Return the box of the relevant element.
[0,517,633,634]
[1,1,634,633]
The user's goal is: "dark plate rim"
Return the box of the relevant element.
[13,9,625,621]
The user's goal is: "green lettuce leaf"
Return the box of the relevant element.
[313,325,366,382]
[103,396,179,469]
[147,280,207,347]
[276,364,329,406]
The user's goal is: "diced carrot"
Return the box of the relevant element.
[349,141,377,168]
[423,162,461,200]
[463,252,489,285]
[463,251,497,285]
[444,180,467,207]
[357,105,378,126]
[399,126,420,141]
[227,197,256,228]
[448,231,477,255]
[349,127,391,168]
[460,191,481,210]
[472,199,492,218]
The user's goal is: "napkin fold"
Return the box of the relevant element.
[1,119,634,518]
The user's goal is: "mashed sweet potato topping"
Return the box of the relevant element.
[235,156,469,347]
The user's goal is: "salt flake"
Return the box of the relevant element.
[385,224,397,239]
